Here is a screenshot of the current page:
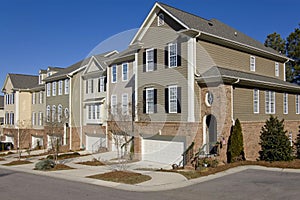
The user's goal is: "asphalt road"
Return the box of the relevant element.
[0,168,299,200]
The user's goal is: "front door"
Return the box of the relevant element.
[206,114,217,154]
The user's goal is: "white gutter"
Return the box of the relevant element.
[283,60,290,82]
[67,75,72,150]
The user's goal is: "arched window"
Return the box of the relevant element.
[52,105,56,122]
[46,105,50,122]
[158,13,164,26]
[58,104,62,122]
[64,108,69,119]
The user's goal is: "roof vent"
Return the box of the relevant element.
[234,32,238,36]
[208,22,213,26]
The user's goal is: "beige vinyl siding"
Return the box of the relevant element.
[71,72,83,127]
[233,87,300,122]
[196,40,285,81]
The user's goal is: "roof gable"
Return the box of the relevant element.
[83,56,103,75]
[2,74,39,91]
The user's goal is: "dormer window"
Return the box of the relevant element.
[47,72,52,77]
[158,13,164,26]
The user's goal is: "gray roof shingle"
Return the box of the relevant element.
[158,2,281,56]
[0,96,4,108]
[8,74,39,90]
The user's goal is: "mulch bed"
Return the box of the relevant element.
[0,158,5,161]
[2,160,32,166]
[87,171,152,184]
[47,164,74,171]
[76,160,105,166]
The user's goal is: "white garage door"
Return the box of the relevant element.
[142,138,184,165]
[86,135,106,153]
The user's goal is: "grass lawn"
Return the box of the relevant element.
[87,171,152,184]
[165,160,300,180]
[2,160,32,166]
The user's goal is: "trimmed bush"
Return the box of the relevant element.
[259,116,293,161]
[35,159,55,170]
[227,119,245,163]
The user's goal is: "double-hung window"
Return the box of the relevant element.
[58,104,62,122]
[250,56,256,72]
[146,48,154,72]
[275,62,279,77]
[122,63,128,81]
[122,93,128,115]
[52,105,56,122]
[98,77,105,92]
[32,112,36,126]
[253,89,259,113]
[58,80,63,95]
[169,43,177,68]
[65,79,69,94]
[39,91,43,104]
[38,112,43,126]
[283,93,288,114]
[296,95,300,114]
[169,85,178,113]
[111,95,117,115]
[32,93,36,104]
[46,105,50,122]
[52,82,57,96]
[47,83,51,97]
[146,88,154,114]
[265,91,275,114]
[111,65,117,83]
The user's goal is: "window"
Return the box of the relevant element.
[169,43,177,68]
[64,108,69,119]
[250,56,256,72]
[10,112,14,125]
[58,105,62,122]
[46,83,51,97]
[5,112,9,125]
[32,93,36,104]
[98,77,105,92]
[122,63,128,81]
[52,82,57,96]
[87,104,101,122]
[47,72,52,77]
[96,104,100,120]
[86,79,94,94]
[275,62,279,77]
[112,65,117,83]
[52,105,56,122]
[58,80,63,95]
[32,112,36,126]
[65,79,69,94]
[39,74,43,84]
[39,91,43,104]
[111,95,117,115]
[146,48,154,72]
[265,91,275,114]
[146,88,154,114]
[38,112,43,126]
[169,85,178,113]
[283,93,288,114]
[296,95,300,114]
[158,13,164,26]
[88,105,92,120]
[253,89,259,113]
[46,105,50,122]
[122,93,128,115]
[11,93,14,104]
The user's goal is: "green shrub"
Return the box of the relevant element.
[295,126,300,159]
[35,159,55,170]
[227,119,245,163]
[259,116,293,161]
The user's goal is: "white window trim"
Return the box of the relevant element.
[169,85,178,113]
[99,77,105,92]
[168,43,177,68]
[146,88,154,114]
[52,105,56,122]
[46,83,51,97]
[32,93,36,104]
[157,13,164,26]
[122,93,128,115]
[122,63,128,81]
[32,112,36,126]
[64,79,69,95]
[283,93,288,114]
[111,95,117,115]
[275,62,279,77]
[146,48,154,72]
[38,112,43,126]
[46,105,50,122]
[58,104,62,122]
[39,91,43,104]
[58,80,63,95]
[253,89,259,114]
[111,65,117,83]
[52,82,57,96]
[250,56,256,72]
[265,91,275,114]
[296,95,300,114]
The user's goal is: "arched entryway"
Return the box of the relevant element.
[203,114,218,154]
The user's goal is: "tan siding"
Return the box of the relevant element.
[196,40,285,81]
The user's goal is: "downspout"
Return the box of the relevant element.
[231,78,240,125]
[79,76,83,149]
[194,31,202,77]
[283,59,289,82]
[67,75,72,150]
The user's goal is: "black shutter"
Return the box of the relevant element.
[143,51,146,72]
[165,88,169,113]
[177,87,181,113]
[177,42,181,66]
[164,46,169,68]
[86,80,88,94]
[154,49,157,71]
[143,90,146,113]
[104,77,107,92]
[154,89,157,113]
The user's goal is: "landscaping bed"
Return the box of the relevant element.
[87,171,151,184]
[46,152,90,160]
[76,159,105,166]
[2,160,32,166]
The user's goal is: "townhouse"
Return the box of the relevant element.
[107,2,300,164]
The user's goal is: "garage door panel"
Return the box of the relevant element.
[86,135,106,152]
[142,139,184,165]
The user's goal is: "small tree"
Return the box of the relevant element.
[227,118,245,163]
[295,126,300,159]
[259,116,293,161]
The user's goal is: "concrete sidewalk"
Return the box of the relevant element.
[1,150,300,192]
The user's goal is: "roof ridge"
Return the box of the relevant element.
[8,73,38,77]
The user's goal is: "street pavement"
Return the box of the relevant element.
[1,150,300,192]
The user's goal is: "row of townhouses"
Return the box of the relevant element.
[1,2,300,165]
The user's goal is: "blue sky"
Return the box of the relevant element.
[0,0,299,92]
